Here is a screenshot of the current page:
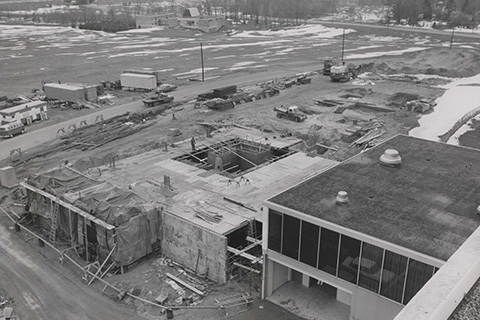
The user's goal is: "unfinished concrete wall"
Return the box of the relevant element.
[237,148,271,170]
[207,150,238,171]
[161,210,228,284]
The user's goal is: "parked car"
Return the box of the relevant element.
[155,84,178,93]
[0,121,25,138]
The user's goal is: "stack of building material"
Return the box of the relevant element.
[202,98,234,111]
[229,92,252,105]
[212,85,237,98]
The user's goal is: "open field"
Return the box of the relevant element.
[2,21,480,97]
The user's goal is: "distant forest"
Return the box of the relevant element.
[1,0,478,30]
[382,0,480,27]
[200,0,480,27]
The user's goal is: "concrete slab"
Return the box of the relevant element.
[91,128,338,235]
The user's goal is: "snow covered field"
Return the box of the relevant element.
[1,22,480,96]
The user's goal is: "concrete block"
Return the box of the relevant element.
[0,166,17,188]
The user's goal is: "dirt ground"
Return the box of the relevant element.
[2,25,480,320]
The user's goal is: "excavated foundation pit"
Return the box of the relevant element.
[173,137,295,178]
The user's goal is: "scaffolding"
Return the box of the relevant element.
[227,218,262,294]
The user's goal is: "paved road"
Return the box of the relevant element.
[0,221,143,320]
[0,68,308,161]
[309,19,480,40]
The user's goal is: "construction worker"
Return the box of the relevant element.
[191,136,196,151]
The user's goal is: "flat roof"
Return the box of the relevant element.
[44,83,85,90]
[0,100,46,116]
[268,134,480,261]
[121,73,156,79]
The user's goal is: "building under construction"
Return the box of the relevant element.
[23,128,337,283]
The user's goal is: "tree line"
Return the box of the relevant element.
[384,0,480,27]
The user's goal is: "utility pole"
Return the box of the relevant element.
[341,29,345,62]
[200,42,205,82]
[449,27,455,49]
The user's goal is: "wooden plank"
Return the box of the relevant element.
[88,245,116,286]
[227,246,263,265]
[233,262,261,274]
[21,182,114,230]
[63,165,102,182]
[223,197,256,212]
[166,272,205,296]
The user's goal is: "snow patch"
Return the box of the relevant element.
[409,73,480,141]
[345,47,428,59]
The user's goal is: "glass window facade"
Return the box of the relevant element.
[300,221,319,268]
[318,228,339,275]
[338,235,361,284]
[380,250,408,303]
[282,215,300,259]
[267,210,437,305]
[358,242,384,293]
[403,259,434,304]
[267,210,282,252]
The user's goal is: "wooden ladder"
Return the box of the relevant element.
[49,199,60,243]
[249,218,257,240]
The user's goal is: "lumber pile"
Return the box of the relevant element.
[61,120,154,151]
[315,99,345,107]
[350,127,385,147]
[193,208,223,224]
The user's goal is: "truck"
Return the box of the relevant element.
[330,65,351,82]
[120,73,157,91]
[274,105,307,122]
[142,93,174,107]
[323,58,338,76]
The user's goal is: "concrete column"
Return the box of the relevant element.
[265,256,275,297]
[302,273,310,287]
[287,267,292,281]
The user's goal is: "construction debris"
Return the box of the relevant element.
[405,99,436,113]
[215,293,254,308]
[350,127,385,148]
[166,272,206,296]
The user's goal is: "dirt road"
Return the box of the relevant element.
[0,68,309,161]
[0,220,143,320]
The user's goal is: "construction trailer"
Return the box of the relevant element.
[122,70,164,85]
[44,83,86,103]
[23,129,337,284]
[120,73,157,91]
[0,100,47,125]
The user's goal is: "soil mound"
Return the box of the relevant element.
[404,48,480,77]
[375,62,397,74]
